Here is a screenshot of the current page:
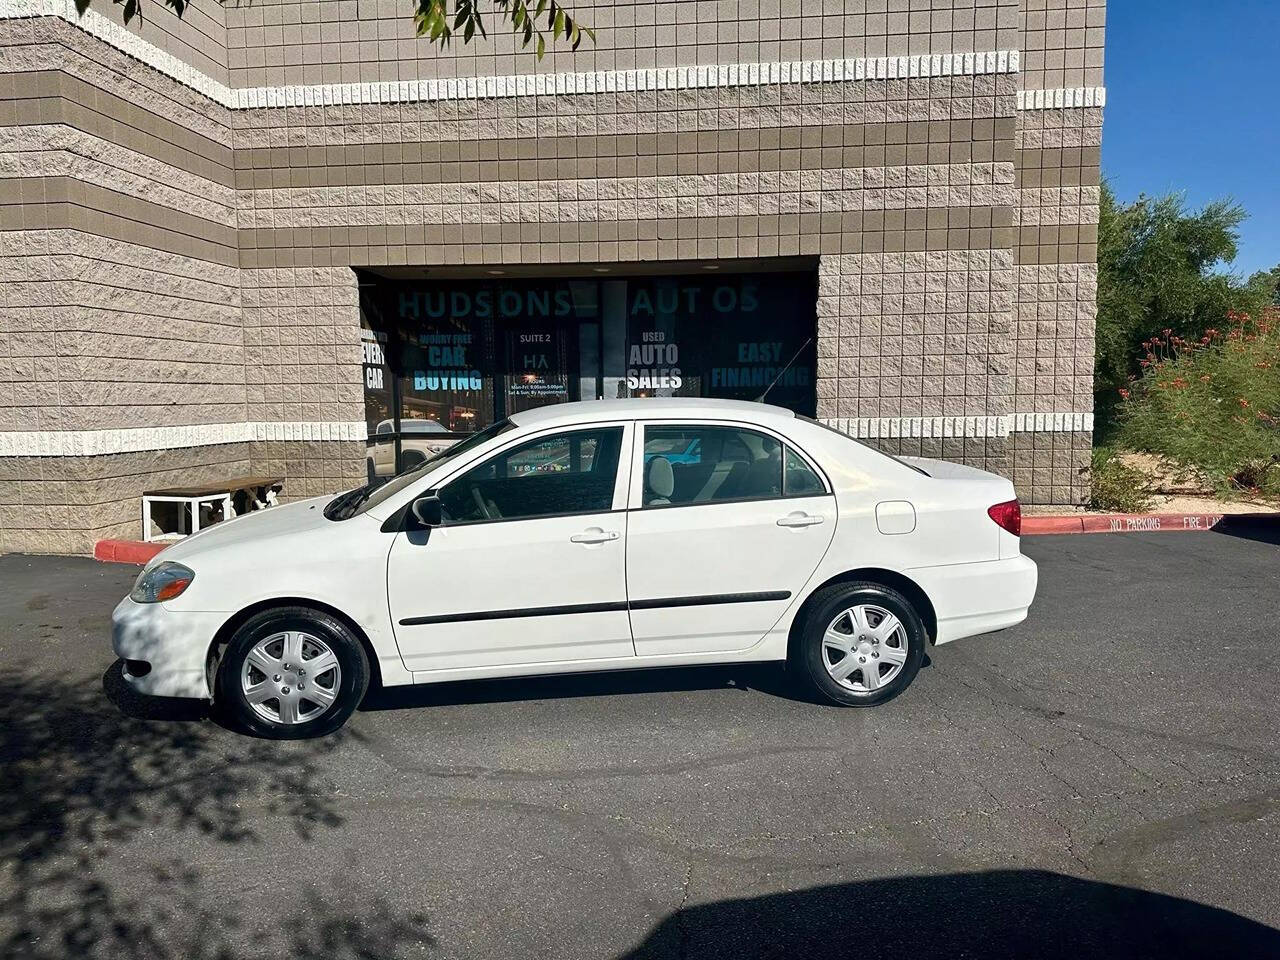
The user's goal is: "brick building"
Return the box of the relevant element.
[0,0,1105,554]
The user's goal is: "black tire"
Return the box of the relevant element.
[215,606,369,739]
[794,581,926,707]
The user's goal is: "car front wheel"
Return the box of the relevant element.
[215,606,369,739]
[796,582,926,706]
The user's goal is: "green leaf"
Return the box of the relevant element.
[536,32,545,58]
[534,0,547,19]
[553,6,564,37]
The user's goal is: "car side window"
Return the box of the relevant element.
[784,446,826,496]
[439,427,623,524]
[642,425,784,507]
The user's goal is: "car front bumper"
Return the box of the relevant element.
[906,554,1039,645]
[111,596,226,699]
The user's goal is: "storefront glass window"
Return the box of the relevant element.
[357,270,816,477]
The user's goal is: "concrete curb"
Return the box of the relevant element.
[1023,512,1279,535]
[95,539,167,564]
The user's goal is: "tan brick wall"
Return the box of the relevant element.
[0,0,1105,553]
[1019,0,1106,90]
[84,0,230,86]
[225,0,1021,87]
[240,266,365,429]
[1011,101,1103,504]
[0,443,252,555]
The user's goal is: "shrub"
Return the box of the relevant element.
[1116,308,1280,497]
[1089,447,1155,512]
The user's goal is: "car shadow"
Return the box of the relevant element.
[360,661,812,712]
[617,868,1280,959]
[1211,515,1280,546]
[102,661,210,722]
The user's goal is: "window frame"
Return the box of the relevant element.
[433,421,635,528]
[628,419,832,511]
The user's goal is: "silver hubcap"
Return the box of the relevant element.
[822,604,908,694]
[241,631,342,725]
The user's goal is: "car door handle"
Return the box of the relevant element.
[570,528,620,544]
[777,513,825,528]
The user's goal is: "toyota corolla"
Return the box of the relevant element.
[112,398,1037,738]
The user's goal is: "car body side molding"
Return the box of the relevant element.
[397,591,792,626]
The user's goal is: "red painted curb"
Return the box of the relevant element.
[95,539,167,564]
[1021,516,1085,534]
[1024,512,1278,535]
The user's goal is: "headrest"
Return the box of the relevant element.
[645,456,675,498]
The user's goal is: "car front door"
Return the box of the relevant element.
[387,422,635,674]
[625,421,837,657]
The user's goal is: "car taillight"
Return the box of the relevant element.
[988,499,1021,536]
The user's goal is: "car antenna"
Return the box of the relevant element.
[755,337,813,403]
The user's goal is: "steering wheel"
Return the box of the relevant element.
[471,486,495,521]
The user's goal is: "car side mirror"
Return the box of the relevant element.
[410,494,443,528]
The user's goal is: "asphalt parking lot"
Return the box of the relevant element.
[2,529,1279,959]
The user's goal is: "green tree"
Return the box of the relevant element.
[1095,183,1276,438]
[77,0,592,58]
[1246,263,1280,307]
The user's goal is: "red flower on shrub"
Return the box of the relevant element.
[1118,388,1130,399]
[1238,398,1250,408]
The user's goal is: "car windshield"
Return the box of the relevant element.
[324,420,515,520]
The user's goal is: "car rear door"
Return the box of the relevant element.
[624,420,837,657]
[387,421,635,674]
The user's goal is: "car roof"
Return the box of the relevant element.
[508,398,799,428]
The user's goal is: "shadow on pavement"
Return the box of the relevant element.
[618,869,1280,960]
[360,661,808,713]
[0,666,433,959]
[1211,516,1280,547]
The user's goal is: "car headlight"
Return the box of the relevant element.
[130,561,196,603]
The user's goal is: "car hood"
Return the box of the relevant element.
[148,494,337,566]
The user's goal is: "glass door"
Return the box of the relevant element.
[500,319,577,416]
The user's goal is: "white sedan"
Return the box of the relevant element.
[112,398,1037,738]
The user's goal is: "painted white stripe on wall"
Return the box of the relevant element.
[0,414,1093,456]
[0,421,367,457]
[1016,87,1107,110]
[3,1,1094,113]
[821,412,1094,441]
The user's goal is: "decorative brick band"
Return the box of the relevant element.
[230,51,1019,110]
[2,0,1034,111]
[1016,87,1107,110]
[822,412,1093,440]
[0,412,1093,456]
[0,421,368,457]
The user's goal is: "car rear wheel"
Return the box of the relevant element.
[795,582,926,706]
[215,606,369,739]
